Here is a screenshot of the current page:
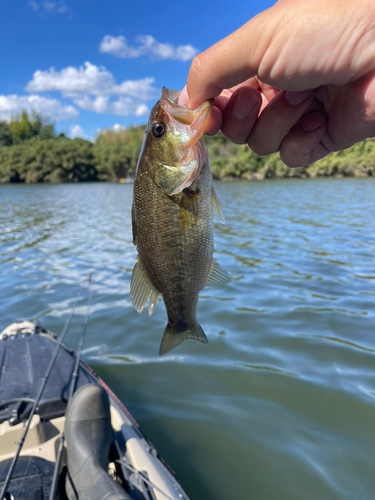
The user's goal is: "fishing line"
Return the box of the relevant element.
[0,288,83,500]
[116,459,177,500]
[49,274,93,500]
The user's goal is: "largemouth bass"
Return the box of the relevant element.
[131,87,230,355]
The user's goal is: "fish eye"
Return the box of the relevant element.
[152,122,165,138]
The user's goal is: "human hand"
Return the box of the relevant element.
[179,0,375,167]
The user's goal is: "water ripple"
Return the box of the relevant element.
[1,179,375,500]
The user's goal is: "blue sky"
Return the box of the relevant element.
[0,0,274,140]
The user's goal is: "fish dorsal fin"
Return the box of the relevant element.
[205,258,231,287]
[130,257,159,315]
[131,202,138,246]
[212,188,225,224]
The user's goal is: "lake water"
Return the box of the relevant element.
[1,178,374,500]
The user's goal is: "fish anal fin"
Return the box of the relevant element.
[148,289,159,316]
[130,257,159,314]
[205,258,231,287]
[212,188,225,224]
[159,323,208,356]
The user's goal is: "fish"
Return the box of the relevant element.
[131,87,230,356]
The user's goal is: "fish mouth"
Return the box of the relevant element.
[161,87,213,133]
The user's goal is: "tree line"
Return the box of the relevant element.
[0,110,374,184]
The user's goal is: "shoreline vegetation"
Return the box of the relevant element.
[1,111,374,184]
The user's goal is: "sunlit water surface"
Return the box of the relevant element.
[1,179,374,500]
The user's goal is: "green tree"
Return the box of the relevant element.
[9,111,32,142]
[29,111,55,140]
[0,138,97,184]
[1,109,375,185]
[8,110,55,143]
[93,126,145,181]
[0,121,13,146]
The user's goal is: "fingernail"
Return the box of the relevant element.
[232,89,258,120]
[301,113,326,132]
[178,86,189,106]
[284,90,313,106]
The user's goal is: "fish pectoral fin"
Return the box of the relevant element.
[179,187,200,231]
[130,257,159,315]
[181,187,199,216]
[159,323,208,356]
[154,160,200,196]
[204,258,231,287]
[154,165,184,196]
[131,201,138,247]
[212,188,225,224]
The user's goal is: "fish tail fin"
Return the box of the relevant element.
[159,323,208,356]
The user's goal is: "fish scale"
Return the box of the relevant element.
[131,87,230,355]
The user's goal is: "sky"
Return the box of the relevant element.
[0,0,274,141]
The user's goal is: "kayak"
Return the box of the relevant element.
[0,320,190,500]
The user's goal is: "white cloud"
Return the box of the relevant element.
[99,35,198,62]
[98,123,127,133]
[110,99,148,117]
[0,94,78,121]
[28,1,71,15]
[111,124,125,133]
[114,79,155,100]
[26,62,156,101]
[70,95,109,114]
[28,1,39,10]
[109,97,139,117]
[25,62,153,118]
[134,104,149,117]
[70,124,89,140]
[70,95,149,117]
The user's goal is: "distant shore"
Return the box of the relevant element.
[202,134,375,181]
[1,112,374,184]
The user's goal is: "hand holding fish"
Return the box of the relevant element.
[179,0,375,168]
[131,88,230,355]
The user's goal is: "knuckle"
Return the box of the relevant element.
[279,147,305,168]
[269,106,291,128]
[221,128,247,145]
[190,54,204,78]
[247,137,277,156]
